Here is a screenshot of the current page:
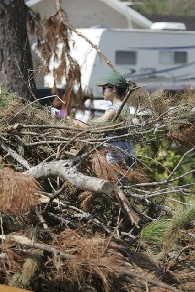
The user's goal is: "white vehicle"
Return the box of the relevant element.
[34,25,195,120]
[42,26,195,100]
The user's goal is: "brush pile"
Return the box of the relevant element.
[0,87,195,292]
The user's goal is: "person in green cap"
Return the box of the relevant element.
[67,71,135,167]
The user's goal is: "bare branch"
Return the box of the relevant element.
[25,159,114,194]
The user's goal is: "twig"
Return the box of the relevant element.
[101,219,123,256]
[125,172,195,188]
[126,186,194,200]
[0,234,75,259]
[44,183,66,214]
[112,85,145,122]
[167,146,195,180]
[35,208,49,229]
[118,269,179,292]
[58,121,124,152]
[167,245,195,271]
[15,57,38,102]
[40,196,112,234]
[1,144,30,169]
[114,188,140,227]
[7,95,59,124]
[55,0,116,71]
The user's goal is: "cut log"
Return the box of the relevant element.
[25,160,114,194]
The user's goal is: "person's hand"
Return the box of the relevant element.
[65,116,88,129]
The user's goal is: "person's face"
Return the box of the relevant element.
[102,85,115,101]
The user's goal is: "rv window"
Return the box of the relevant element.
[175,52,187,63]
[159,51,187,64]
[115,51,136,65]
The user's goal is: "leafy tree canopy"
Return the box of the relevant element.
[121,0,195,16]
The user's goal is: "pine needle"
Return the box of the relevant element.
[0,168,41,215]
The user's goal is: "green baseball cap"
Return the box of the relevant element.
[96,72,127,88]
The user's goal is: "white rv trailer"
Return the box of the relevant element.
[42,26,195,100]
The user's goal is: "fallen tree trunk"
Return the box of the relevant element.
[25,159,114,194]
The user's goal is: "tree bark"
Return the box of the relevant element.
[25,160,115,194]
[0,0,36,100]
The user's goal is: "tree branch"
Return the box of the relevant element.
[25,159,114,194]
